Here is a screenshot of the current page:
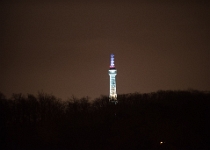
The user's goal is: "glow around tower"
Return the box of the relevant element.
[109,54,117,103]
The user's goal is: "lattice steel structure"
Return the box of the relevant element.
[109,54,117,104]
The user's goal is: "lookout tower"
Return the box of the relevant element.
[109,54,117,104]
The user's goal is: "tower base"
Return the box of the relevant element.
[109,98,118,105]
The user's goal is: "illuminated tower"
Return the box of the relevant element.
[109,54,117,103]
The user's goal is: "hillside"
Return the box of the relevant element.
[0,90,210,149]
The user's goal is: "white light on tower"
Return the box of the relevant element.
[109,54,117,104]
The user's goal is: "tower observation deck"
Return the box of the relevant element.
[109,54,117,104]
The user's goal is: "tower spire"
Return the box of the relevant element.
[109,54,117,104]
[110,54,115,69]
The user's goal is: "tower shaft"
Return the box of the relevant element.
[109,54,117,103]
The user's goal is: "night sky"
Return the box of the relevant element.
[1,0,210,100]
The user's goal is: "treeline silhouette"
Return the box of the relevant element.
[0,90,210,149]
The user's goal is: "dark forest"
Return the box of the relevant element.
[0,90,210,149]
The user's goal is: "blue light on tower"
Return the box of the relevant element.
[109,54,117,103]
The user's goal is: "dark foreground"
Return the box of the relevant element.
[0,90,210,149]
